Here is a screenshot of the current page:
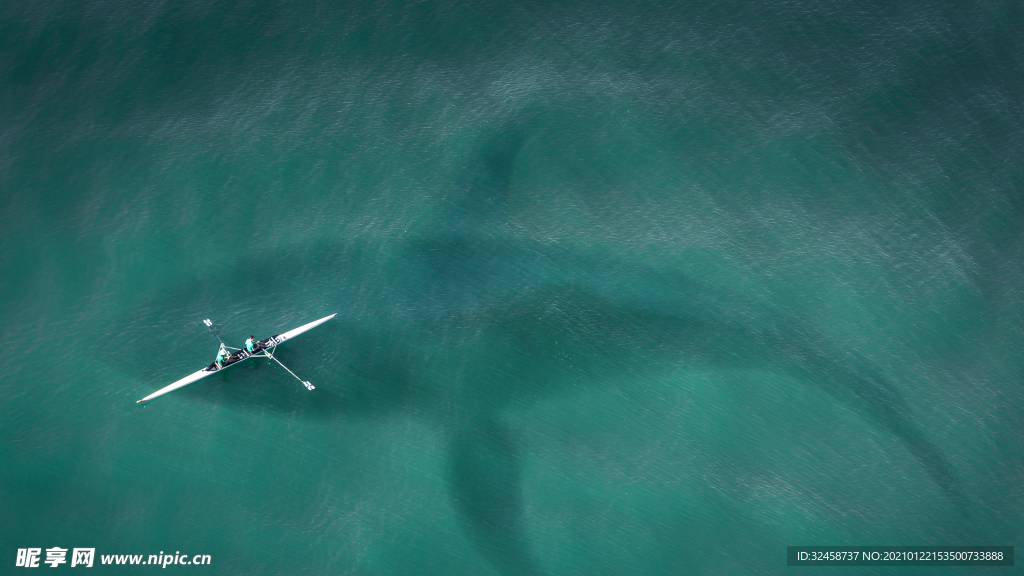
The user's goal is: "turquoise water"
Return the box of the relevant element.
[2,1,1022,574]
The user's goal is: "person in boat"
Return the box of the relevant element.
[215,344,229,368]
[245,335,258,353]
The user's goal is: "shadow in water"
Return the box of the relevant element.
[448,419,545,576]
[116,112,969,574]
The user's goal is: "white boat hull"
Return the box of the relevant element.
[137,313,336,403]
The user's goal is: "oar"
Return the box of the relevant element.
[204,319,225,345]
[204,319,240,350]
[264,348,315,391]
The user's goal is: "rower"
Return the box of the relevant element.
[215,344,229,368]
[245,335,257,353]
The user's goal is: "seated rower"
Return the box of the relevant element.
[215,344,229,368]
[245,335,258,353]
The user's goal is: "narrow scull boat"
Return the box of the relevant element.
[137,314,336,404]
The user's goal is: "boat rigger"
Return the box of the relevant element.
[136,314,337,404]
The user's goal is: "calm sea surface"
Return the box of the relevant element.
[2,1,1022,574]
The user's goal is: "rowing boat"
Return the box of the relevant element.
[137,314,336,404]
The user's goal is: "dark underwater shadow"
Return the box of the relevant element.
[447,418,546,576]
[112,111,970,575]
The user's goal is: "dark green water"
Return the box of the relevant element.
[2,1,1022,574]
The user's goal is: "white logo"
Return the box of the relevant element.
[15,548,40,567]
[71,549,95,568]
[44,548,68,568]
